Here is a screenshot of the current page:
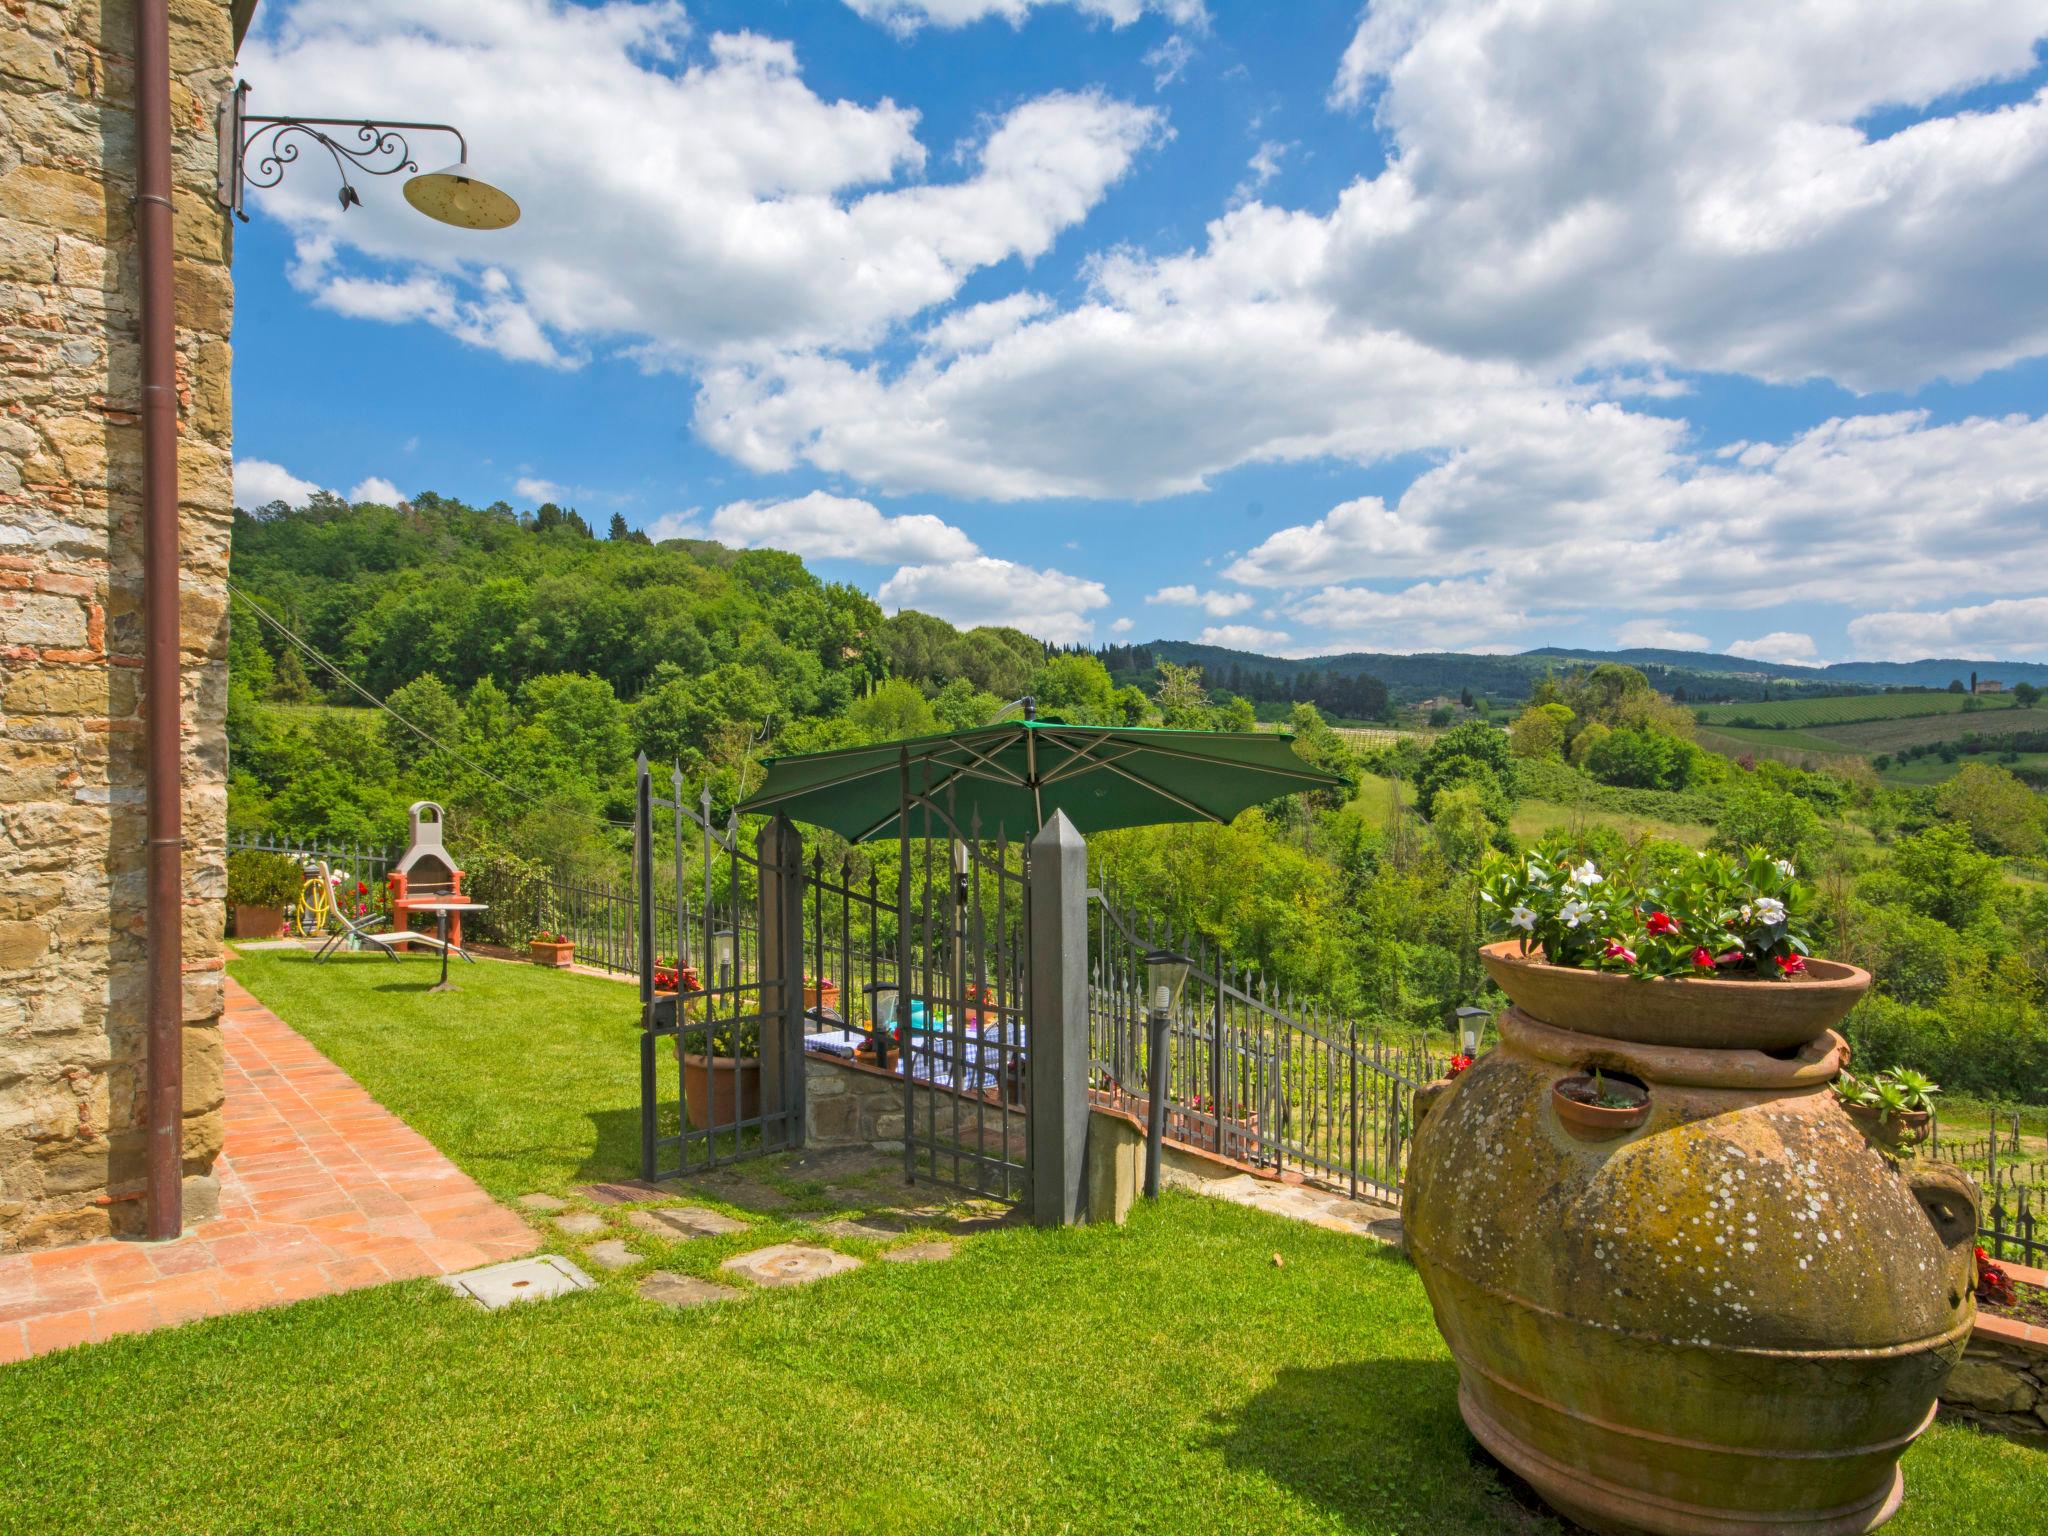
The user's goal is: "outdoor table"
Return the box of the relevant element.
[404,899,488,993]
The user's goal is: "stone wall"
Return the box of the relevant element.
[0,0,237,1249]
[1940,1283,2048,1443]
[804,1055,1028,1167]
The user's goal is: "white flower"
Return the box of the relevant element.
[1560,899,1592,929]
[1509,905,1537,931]
[1774,859,1797,879]
[1569,861,1602,887]
[1752,896,1787,925]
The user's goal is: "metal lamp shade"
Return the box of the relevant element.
[1143,949,1191,1015]
[1456,1005,1490,1056]
[863,979,900,1032]
[709,929,736,978]
[403,162,519,229]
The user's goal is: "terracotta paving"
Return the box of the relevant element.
[0,978,537,1365]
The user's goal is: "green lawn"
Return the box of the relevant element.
[0,948,2040,1534]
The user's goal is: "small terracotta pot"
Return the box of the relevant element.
[1481,940,1870,1052]
[1847,1103,1932,1151]
[529,939,574,969]
[1551,1074,1650,1141]
[232,904,287,940]
[804,980,841,1012]
[853,1044,900,1070]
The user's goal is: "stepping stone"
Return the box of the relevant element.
[574,1180,667,1206]
[584,1239,640,1271]
[882,1241,954,1264]
[440,1255,594,1311]
[551,1211,608,1237]
[628,1206,749,1239]
[721,1244,863,1289]
[639,1271,743,1310]
[516,1193,568,1212]
[815,1214,912,1240]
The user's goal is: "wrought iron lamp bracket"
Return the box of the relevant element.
[215,80,467,222]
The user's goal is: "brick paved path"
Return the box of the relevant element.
[0,978,535,1363]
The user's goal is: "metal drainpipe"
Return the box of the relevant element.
[134,0,183,1241]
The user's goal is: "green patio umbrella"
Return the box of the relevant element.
[737,715,1347,842]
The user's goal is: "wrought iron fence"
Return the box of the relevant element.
[228,831,397,892]
[1087,878,1445,1204]
[1979,1182,2048,1268]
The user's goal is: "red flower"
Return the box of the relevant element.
[1447,1053,1474,1078]
[1691,947,1715,971]
[1714,948,1745,967]
[356,881,369,896]
[1603,940,1637,965]
[1644,910,1679,936]
[1776,954,1806,976]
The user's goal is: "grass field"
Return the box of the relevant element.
[4,947,2037,1535]
[1696,693,2018,729]
[1346,773,1712,848]
[1881,752,2048,787]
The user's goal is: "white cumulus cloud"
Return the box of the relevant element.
[1198,624,1290,650]
[879,556,1109,643]
[709,492,979,565]
[1146,584,1254,617]
[349,476,404,505]
[1613,620,1710,651]
[844,0,1206,35]
[1846,599,2048,661]
[234,458,326,510]
[1726,632,1821,666]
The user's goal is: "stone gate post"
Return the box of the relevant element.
[756,814,807,1150]
[1027,811,1089,1226]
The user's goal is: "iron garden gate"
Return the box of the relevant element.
[635,757,1069,1212]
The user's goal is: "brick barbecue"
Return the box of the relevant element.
[386,801,468,947]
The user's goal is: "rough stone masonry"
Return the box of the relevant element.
[0,0,237,1249]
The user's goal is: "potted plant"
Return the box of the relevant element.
[1552,1066,1651,1140]
[1476,839,1869,1050]
[678,1014,760,1128]
[529,930,574,968]
[803,973,841,1014]
[226,849,300,939]
[1833,1067,1939,1150]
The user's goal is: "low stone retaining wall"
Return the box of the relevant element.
[804,1053,1027,1164]
[1940,1260,2048,1442]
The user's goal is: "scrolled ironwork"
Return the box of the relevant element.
[241,119,420,204]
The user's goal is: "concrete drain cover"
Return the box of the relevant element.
[881,1241,955,1264]
[551,1211,608,1237]
[440,1255,594,1310]
[721,1244,862,1288]
[639,1272,743,1309]
[628,1206,749,1239]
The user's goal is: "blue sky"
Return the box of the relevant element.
[232,1,2048,665]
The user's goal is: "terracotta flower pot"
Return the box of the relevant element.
[232,904,286,940]
[804,980,841,1012]
[1551,1073,1650,1141]
[1846,1103,1932,1152]
[1480,939,1871,1052]
[679,1051,761,1129]
[1405,999,1977,1536]
[529,938,574,969]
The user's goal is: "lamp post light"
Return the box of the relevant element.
[1455,1005,1490,1059]
[1142,949,1192,1198]
[215,80,520,228]
[709,929,736,992]
[863,978,900,1065]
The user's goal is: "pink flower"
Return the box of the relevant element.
[1776,954,1806,976]
[1644,910,1679,936]
[1603,940,1637,965]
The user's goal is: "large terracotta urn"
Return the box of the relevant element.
[1405,949,1977,1536]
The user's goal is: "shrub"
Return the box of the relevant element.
[1709,782,1826,873]
[226,850,302,909]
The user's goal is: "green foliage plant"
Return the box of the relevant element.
[226,849,303,909]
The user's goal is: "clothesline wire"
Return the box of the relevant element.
[225,581,634,831]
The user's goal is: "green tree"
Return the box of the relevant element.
[1582,725,1678,789]
[2013,681,2040,708]
[1878,823,2004,928]
[1155,661,1214,729]
[848,678,938,742]
[1937,762,2045,856]
[1709,781,1825,871]
[1033,653,1118,724]
[1415,722,1513,821]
